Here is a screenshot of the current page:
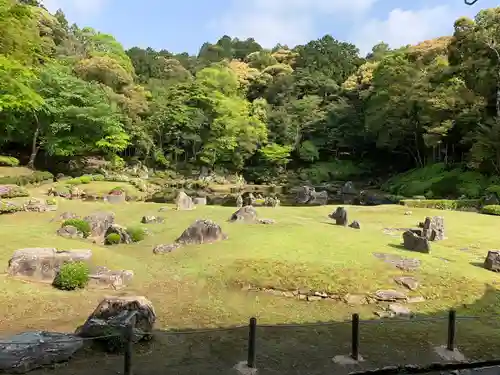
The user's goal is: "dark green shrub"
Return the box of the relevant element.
[52,261,90,291]
[62,219,91,237]
[401,199,479,211]
[0,156,20,167]
[481,205,500,216]
[66,177,82,185]
[126,226,146,242]
[105,233,121,245]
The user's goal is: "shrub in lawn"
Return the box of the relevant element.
[53,262,90,291]
[79,175,92,184]
[46,198,57,206]
[62,219,91,237]
[481,205,500,216]
[92,174,105,181]
[0,155,20,167]
[105,232,121,245]
[126,226,146,242]
[0,171,53,186]
[400,199,479,211]
[0,185,28,198]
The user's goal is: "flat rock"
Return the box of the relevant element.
[349,220,361,229]
[141,215,164,224]
[175,191,195,210]
[407,296,426,304]
[0,331,83,373]
[372,252,421,271]
[402,230,430,253]
[104,194,126,204]
[56,225,83,239]
[374,289,407,302]
[394,276,419,291]
[88,266,134,289]
[388,303,412,318]
[83,212,115,237]
[344,294,367,305]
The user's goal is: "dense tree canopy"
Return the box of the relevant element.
[1,1,500,185]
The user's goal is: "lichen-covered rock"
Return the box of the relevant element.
[153,219,227,254]
[394,276,419,291]
[56,225,83,239]
[229,206,258,223]
[175,191,195,210]
[76,296,155,347]
[484,250,500,272]
[88,266,134,289]
[8,248,92,281]
[402,230,430,253]
[141,215,164,224]
[104,224,132,244]
[83,211,115,237]
[329,207,348,226]
[374,290,408,302]
[422,216,445,241]
[295,186,328,205]
[0,331,83,373]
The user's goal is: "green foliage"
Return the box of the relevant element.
[0,200,23,214]
[52,261,90,291]
[126,226,146,242]
[0,171,53,186]
[481,205,500,216]
[0,185,28,198]
[401,199,480,210]
[0,156,19,166]
[105,232,121,245]
[61,219,91,237]
[46,198,57,205]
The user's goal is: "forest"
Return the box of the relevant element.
[1,0,500,196]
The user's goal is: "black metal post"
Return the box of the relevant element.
[124,322,134,375]
[247,317,257,368]
[351,313,360,360]
[447,309,456,351]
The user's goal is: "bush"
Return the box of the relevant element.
[0,201,22,214]
[92,174,105,181]
[66,177,82,185]
[79,175,92,184]
[46,198,57,205]
[0,155,20,167]
[0,185,29,198]
[0,171,53,186]
[105,233,121,245]
[52,262,90,291]
[109,186,126,195]
[126,226,146,242]
[481,205,500,216]
[62,219,91,237]
[400,199,480,211]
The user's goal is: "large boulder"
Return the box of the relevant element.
[175,191,195,211]
[8,248,92,281]
[341,181,357,195]
[83,212,115,237]
[0,332,83,373]
[295,186,328,205]
[422,216,445,241]
[56,225,83,239]
[153,219,227,254]
[104,224,132,244]
[329,207,348,226]
[402,230,430,253]
[76,296,155,347]
[229,206,258,223]
[484,250,500,272]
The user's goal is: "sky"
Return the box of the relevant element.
[40,0,499,56]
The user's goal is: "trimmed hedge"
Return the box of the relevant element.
[481,205,500,216]
[0,171,53,186]
[400,199,480,210]
[0,201,23,214]
[0,156,20,167]
[0,185,29,198]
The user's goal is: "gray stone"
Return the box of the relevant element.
[8,248,92,281]
[295,186,328,205]
[349,220,361,229]
[388,303,412,318]
[0,331,83,373]
[56,225,83,239]
[236,195,243,208]
[258,218,275,225]
[372,252,421,271]
[374,290,407,302]
[141,215,164,224]
[193,197,207,205]
[83,211,115,237]
[422,216,445,241]
[88,266,134,289]
[52,212,79,222]
[76,296,155,347]
[104,194,126,204]
[229,206,258,223]
[329,207,348,226]
[344,294,367,305]
[403,230,430,253]
[104,224,132,244]
[175,191,195,211]
[394,276,419,291]
[407,296,426,304]
[152,243,181,254]
[484,250,500,272]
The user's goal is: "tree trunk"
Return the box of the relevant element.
[27,116,40,170]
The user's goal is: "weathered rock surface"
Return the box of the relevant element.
[8,248,92,281]
[52,212,79,222]
[422,216,445,241]
[349,220,361,229]
[372,252,421,271]
[88,266,134,289]
[236,194,243,208]
[76,296,155,346]
[374,289,407,302]
[0,331,83,373]
[258,218,276,225]
[193,197,207,205]
[229,206,258,223]
[394,276,419,291]
[388,304,413,318]
[153,219,227,254]
[104,194,126,204]
[341,181,357,195]
[141,215,164,224]
[175,191,195,211]
[56,225,83,239]
[403,230,430,253]
[104,224,132,244]
[295,186,328,205]
[329,207,348,226]
[264,197,280,207]
[83,212,115,237]
[484,250,500,272]
[24,198,55,213]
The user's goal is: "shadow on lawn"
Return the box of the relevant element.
[29,285,500,375]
